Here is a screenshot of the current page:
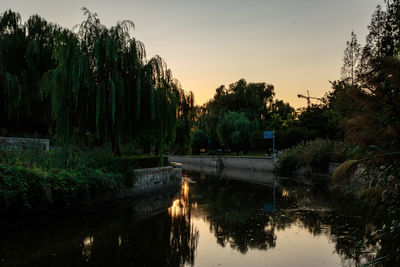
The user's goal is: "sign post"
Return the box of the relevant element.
[263,130,275,155]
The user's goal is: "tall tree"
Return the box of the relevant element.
[0,10,59,134]
[341,31,361,86]
[1,8,193,155]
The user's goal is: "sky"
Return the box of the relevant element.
[1,0,383,107]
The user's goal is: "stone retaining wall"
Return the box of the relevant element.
[93,165,182,204]
[0,137,50,151]
[168,155,274,172]
[130,166,182,196]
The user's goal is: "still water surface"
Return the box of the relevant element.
[0,170,375,266]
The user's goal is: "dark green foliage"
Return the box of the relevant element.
[0,11,58,135]
[274,139,350,177]
[193,77,344,152]
[0,162,126,211]
[121,154,168,168]
[216,112,253,153]
[273,148,299,177]
[297,105,340,140]
[332,2,400,264]
[174,90,196,154]
[193,79,281,153]
[208,79,275,120]
[191,129,208,154]
[0,9,193,155]
[0,148,170,216]
[341,31,361,86]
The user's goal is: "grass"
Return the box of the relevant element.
[0,148,165,217]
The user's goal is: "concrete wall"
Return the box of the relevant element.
[129,166,182,196]
[168,155,274,172]
[0,137,50,150]
[169,156,223,169]
[175,161,275,185]
[97,166,182,203]
[222,156,275,171]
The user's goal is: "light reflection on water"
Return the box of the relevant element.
[81,236,93,262]
[168,172,376,267]
[0,170,377,267]
[169,182,191,219]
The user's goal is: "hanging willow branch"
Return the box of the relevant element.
[0,8,193,154]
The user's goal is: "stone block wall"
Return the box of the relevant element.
[0,137,50,151]
[94,166,182,204]
[129,166,182,196]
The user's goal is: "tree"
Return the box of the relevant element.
[341,31,361,86]
[216,112,253,153]
[0,10,59,135]
[207,79,275,123]
[358,2,400,76]
[192,129,208,154]
[336,2,400,264]
[269,100,295,122]
[0,9,193,155]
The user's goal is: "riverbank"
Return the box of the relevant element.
[0,169,377,267]
[169,155,275,172]
[0,149,181,218]
[273,139,350,178]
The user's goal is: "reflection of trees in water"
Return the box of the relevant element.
[280,184,377,265]
[274,210,377,266]
[0,175,378,266]
[273,178,378,265]
[168,182,199,266]
[189,179,277,253]
[298,212,376,265]
[208,213,276,253]
[188,175,377,264]
[0,188,199,267]
[80,183,200,267]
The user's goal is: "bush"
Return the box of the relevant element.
[120,154,168,168]
[0,148,165,216]
[302,139,334,173]
[274,148,300,177]
[274,139,351,176]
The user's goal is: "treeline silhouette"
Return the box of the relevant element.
[191,1,400,262]
[192,79,341,154]
[0,8,195,155]
[192,1,400,159]
[333,1,400,265]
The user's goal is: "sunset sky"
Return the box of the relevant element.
[1,0,382,107]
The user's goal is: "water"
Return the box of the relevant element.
[0,170,376,267]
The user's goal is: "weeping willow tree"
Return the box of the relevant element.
[0,10,58,135]
[0,8,195,155]
[174,88,195,154]
[137,55,193,156]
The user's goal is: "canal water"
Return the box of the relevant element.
[0,170,376,267]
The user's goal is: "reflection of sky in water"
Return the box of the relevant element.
[171,176,375,267]
[190,219,341,267]
[0,171,376,267]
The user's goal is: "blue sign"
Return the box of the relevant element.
[263,131,274,139]
[264,203,275,213]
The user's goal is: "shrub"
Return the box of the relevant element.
[0,148,165,216]
[274,147,301,177]
[274,139,351,176]
[302,139,334,173]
